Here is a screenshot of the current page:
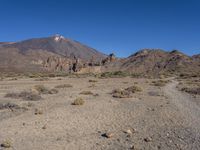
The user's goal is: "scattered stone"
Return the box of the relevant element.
[93,93,99,97]
[124,129,132,134]
[144,137,152,142]
[101,132,114,138]
[42,124,47,130]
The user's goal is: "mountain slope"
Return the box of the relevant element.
[102,49,200,75]
[3,35,106,61]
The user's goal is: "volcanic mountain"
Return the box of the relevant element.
[0,35,106,72]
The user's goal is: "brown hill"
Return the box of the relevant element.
[101,49,200,76]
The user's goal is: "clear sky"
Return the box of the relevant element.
[0,0,199,57]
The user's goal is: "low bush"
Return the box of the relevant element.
[89,79,98,83]
[112,88,132,98]
[151,80,169,87]
[72,98,85,105]
[80,91,93,95]
[112,85,142,98]
[125,85,142,93]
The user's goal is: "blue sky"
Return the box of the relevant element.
[0,0,199,57]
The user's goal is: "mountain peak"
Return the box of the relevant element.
[52,34,65,42]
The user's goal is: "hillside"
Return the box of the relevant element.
[101,49,200,76]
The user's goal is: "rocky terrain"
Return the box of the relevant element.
[0,75,199,150]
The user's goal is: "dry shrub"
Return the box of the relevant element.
[151,80,169,87]
[89,79,98,83]
[1,140,11,148]
[33,85,49,94]
[55,84,73,88]
[125,85,142,93]
[0,102,20,110]
[48,88,59,94]
[72,98,85,105]
[80,91,93,95]
[100,71,129,78]
[112,88,132,98]
[33,85,58,94]
[112,85,142,98]
[5,91,42,101]
[181,87,200,95]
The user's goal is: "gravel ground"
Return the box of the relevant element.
[0,77,199,150]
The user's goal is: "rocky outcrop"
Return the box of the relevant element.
[101,53,116,65]
[43,56,85,72]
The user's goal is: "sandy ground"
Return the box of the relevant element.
[0,76,199,150]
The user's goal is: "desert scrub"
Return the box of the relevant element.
[72,98,85,105]
[80,91,93,95]
[1,140,11,148]
[48,88,59,94]
[151,80,169,87]
[89,79,98,83]
[112,88,132,98]
[100,71,129,78]
[33,85,58,94]
[5,91,42,101]
[0,102,21,110]
[112,85,142,98]
[181,87,200,95]
[125,85,142,93]
[33,85,49,94]
[55,84,73,88]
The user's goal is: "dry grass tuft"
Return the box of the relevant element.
[80,91,93,95]
[72,98,85,105]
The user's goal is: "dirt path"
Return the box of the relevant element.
[163,81,200,129]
